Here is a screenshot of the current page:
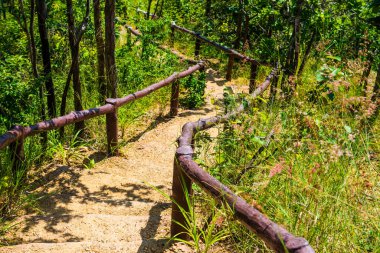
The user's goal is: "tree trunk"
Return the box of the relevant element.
[36,0,56,118]
[292,0,304,76]
[158,0,164,17]
[94,0,106,103]
[361,53,374,91]
[205,0,211,19]
[29,0,38,78]
[29,0,47,146]
[373,64,380,102]
[59,66,73,139]
[1,0,6,19]
[146,0,152,20]
[203,0,211,36]
[234,0,244,50]
[17,0,31,57]
[284,33,295,76]
[242,14,250,51]
[153,0,160,16]
[269,74,280,103]
[281,33,295,93]
[105,0,117,98]
[298,29,316,77]
[282,0,303,97]
[268,14,274,38]
[66,0,86,135]
[13,0,48,147]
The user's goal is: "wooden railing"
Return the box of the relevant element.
[0,62,205,171]
[136,7,159,19]
[171,69,315,253]
[124,24,197,64]
[170,22,270,93]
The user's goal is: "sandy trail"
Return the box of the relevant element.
[1,69,230,253]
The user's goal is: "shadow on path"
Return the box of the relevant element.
[12,162,169,245]
[137,202,171,253]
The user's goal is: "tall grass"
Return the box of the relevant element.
[194,59,380,252]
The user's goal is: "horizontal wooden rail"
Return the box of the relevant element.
[171,22,260,65]
[171,68,315,253]
[0,62,205,151]
[0,104,114,149]
[125,24,198,64]
[170,22,269,91]
[136,8,159,19]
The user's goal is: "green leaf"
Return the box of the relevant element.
[326,55,342,61]
[344,125,352,134]
[331,68,341,77]
[316,72,325,82]
[252,137,265,146]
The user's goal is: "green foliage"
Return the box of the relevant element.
[156,175,229,253]
[0,135,44,217]
[180,72,206,109]
[0,57,39,129]
[309,60,345,102]
[46,131,84,166]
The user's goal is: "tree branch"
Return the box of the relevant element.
[75,0,90,46]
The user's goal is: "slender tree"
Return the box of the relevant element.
[298,29,317,77]
[1,0,6,19]
[146,0,153,20]
[105,0,117,98]
[373,64,380,102]
[205,0,211,18]
[281,0,304,96]
[12,0,47,145]
[36,0,56,118]
[94,0,106,103]
[153,0,160,16]
[30,0,47,146]
[292,0,304,77]
[65,0,90,136]
[158,0,164,17]
[233,0,244,50]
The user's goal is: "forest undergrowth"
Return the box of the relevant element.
[193,58,379,252]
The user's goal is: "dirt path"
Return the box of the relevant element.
[1,69,231,253]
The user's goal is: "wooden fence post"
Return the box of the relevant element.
[105,98,118,156]
[269,74,279,103]
[10,126,25,178]
[170,23,175,47]
[249,62,259,93]
[170,79,180,117]
[127,29,132,49]
[194,38,201,58]
[171,156,193,240]
[226,54,234,81]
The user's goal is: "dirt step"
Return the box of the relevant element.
[7,214,170,245]
[0,240,173,253]
[37,161,172,194]
[36,194,171,217]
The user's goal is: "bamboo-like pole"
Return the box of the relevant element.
[226,54,234,81]
[170,80,180,116]
[105,99,118,156]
